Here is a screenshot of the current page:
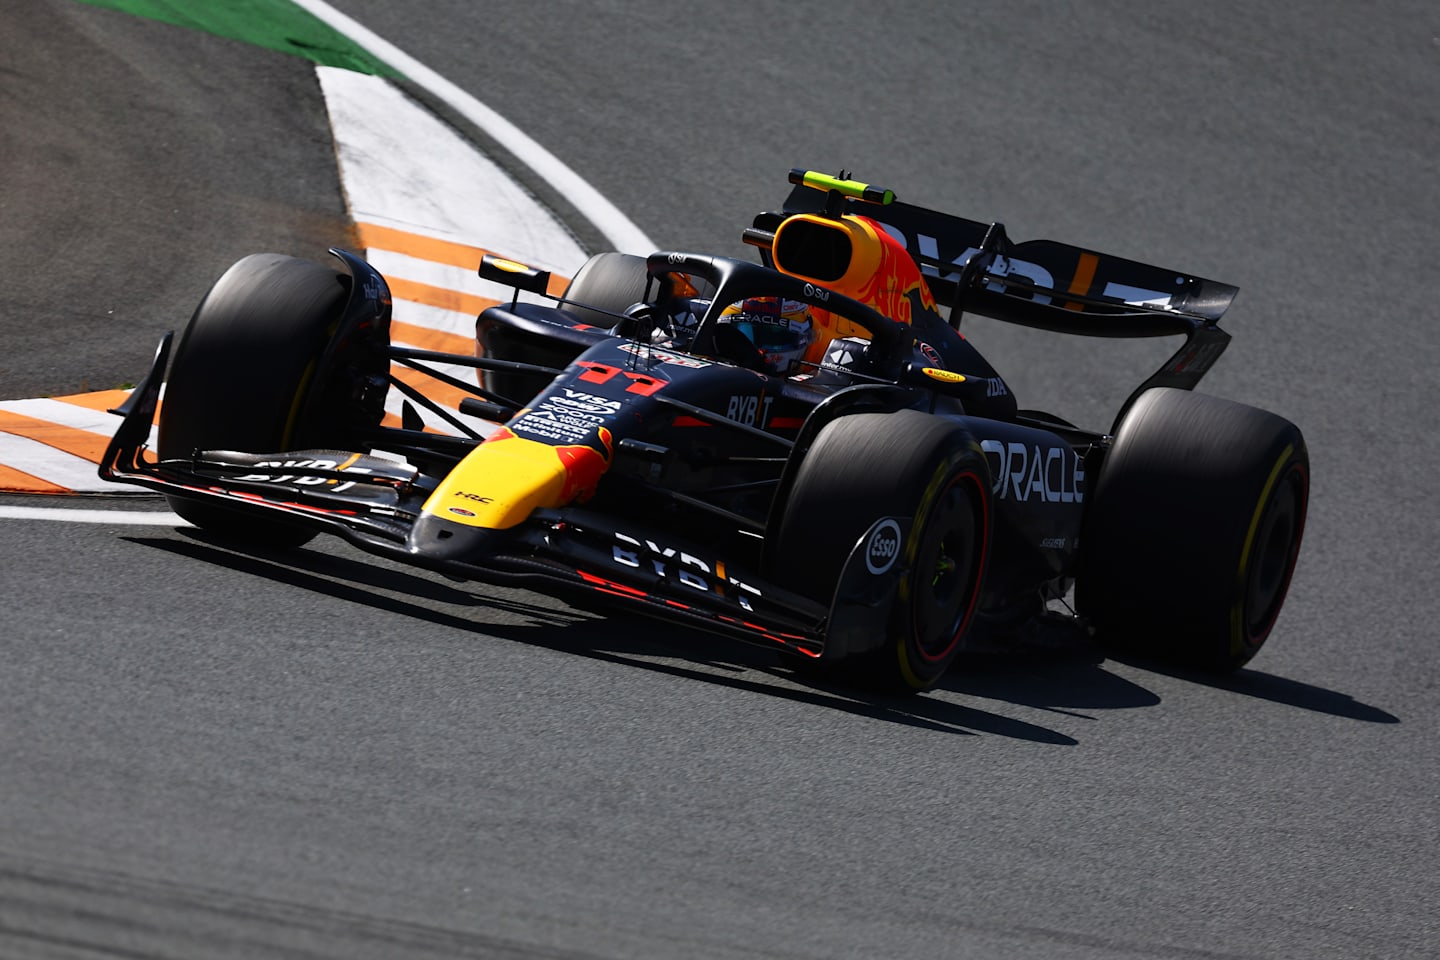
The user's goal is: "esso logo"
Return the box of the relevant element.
[865,519,902,575]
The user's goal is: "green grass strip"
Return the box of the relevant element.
[74,0,402,77]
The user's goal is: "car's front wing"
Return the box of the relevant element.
[99,336,833,659]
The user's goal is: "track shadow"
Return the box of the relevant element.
[940,650,1163,718]
[123,531,1398,738]
[134,530,591,627]
[1104,652,1399,723]
[125,531,1088,745]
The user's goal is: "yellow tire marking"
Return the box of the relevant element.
[1229,444,1294,644]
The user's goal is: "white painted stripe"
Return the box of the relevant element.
[315,67,589,275]
[380,300,508,437]
[298,2,654,256]
[0,397,117,433]
[389,298,481,339]
[367,248,553,308]
[385,300,480,349]
[0,397,160,450]
[0,505,186,525]
[368,248,482,296]
[0,434,123,491]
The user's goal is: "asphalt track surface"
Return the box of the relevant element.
[3,2,1438,957]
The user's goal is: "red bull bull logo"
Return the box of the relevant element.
[771,212,944,362]
[848,216,942,326]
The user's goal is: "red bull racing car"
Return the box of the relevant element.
[101,170,1309,693]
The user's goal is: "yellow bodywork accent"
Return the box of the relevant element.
[422,434,570,529]
[791,170,896,204]
[922,368,967,384]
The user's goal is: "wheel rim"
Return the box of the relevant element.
[912,474,984,662]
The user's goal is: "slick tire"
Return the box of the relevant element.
[158,253,350,548]
[1076,387,1309,671]
[480,252,654,401]
[770,410,990,694]
[558,252,653,327]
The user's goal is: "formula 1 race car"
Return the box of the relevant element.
[101,169,1309,693]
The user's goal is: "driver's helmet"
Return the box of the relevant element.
[717,297,815,376]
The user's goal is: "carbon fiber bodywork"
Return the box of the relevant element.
[102,173,1250,674]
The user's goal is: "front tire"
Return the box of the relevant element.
[558,251,653,327]
[1077,388,1309,671]
[158,253,352,547]
[769,410,991,693]
[479,252,654,401]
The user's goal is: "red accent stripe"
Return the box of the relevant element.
[577,569,647,597]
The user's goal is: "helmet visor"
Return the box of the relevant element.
[732,320,806,349]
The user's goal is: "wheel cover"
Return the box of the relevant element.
[910,473,986,663]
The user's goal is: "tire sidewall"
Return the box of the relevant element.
[892,458,989,689]
[1077,387,1309,670]
[771,409,990,692]
[159,253,346,460]
[157,253,351,546]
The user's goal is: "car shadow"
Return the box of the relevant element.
[125,530,1390,741]
[1102,652,1399,723]
[940,649,1162,717]
[128,531,1090,743]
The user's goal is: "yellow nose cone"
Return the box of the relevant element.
[422,427,611,529]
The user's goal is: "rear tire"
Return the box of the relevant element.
[1077,388,1309,671]
[769,410,990,693]
[158,253,352,547]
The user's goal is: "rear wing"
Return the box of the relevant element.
[747,170,1238,407]
[752,173,1238,338]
